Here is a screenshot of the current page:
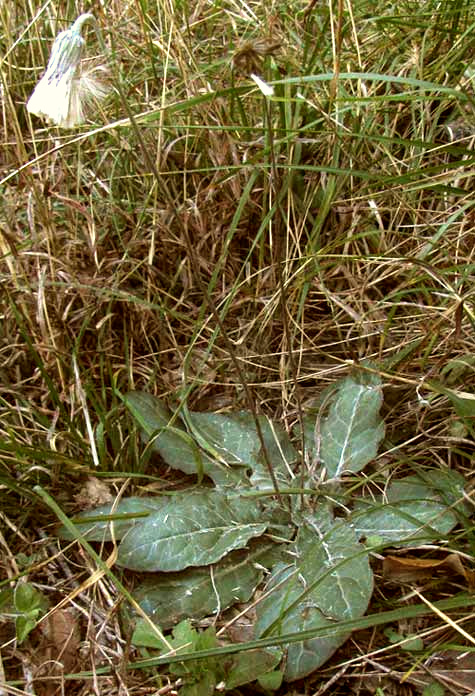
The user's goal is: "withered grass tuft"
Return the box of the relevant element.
[1,0,474,694]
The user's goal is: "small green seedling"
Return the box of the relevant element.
[0,582,49,644]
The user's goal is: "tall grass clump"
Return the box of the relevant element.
[0,0,474,693]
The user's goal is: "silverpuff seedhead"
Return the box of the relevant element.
[27,13,109,128]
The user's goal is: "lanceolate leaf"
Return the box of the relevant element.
[124,392,247,487]
[117,490,267,572]
[183,410,259,467]
[236,413,297,490]
[320,371,385,478]
[255,509,373,681]
[124,391,202,472]
[125,392,297,488]
[352,471,466,546]
[184,410,296,489]
[388,470,466,508]
[133,542,283,629]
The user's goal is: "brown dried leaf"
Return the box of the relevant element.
[429,649,475,692]
[383,553,474,588]
[36,607,81,673]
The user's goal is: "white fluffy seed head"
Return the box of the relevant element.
[27,14,108,129]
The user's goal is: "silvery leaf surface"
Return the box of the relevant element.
[351,471,467,547]
[320,371,384,479]
[255,508,373,681]
[186,410,296,489]
[124,391,246,486]
[117,490,267,572]
[133,542,281,629]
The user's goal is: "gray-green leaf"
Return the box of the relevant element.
[117,490,268,572]
[352,471,466,547]
[185,410,296,489]
[320,371,384,479]
[124,392,246,487]
[255,509,373,681]
[236,413,296,490]
[133,542,281,629]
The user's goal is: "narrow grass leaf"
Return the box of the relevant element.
[57,497,166,541]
